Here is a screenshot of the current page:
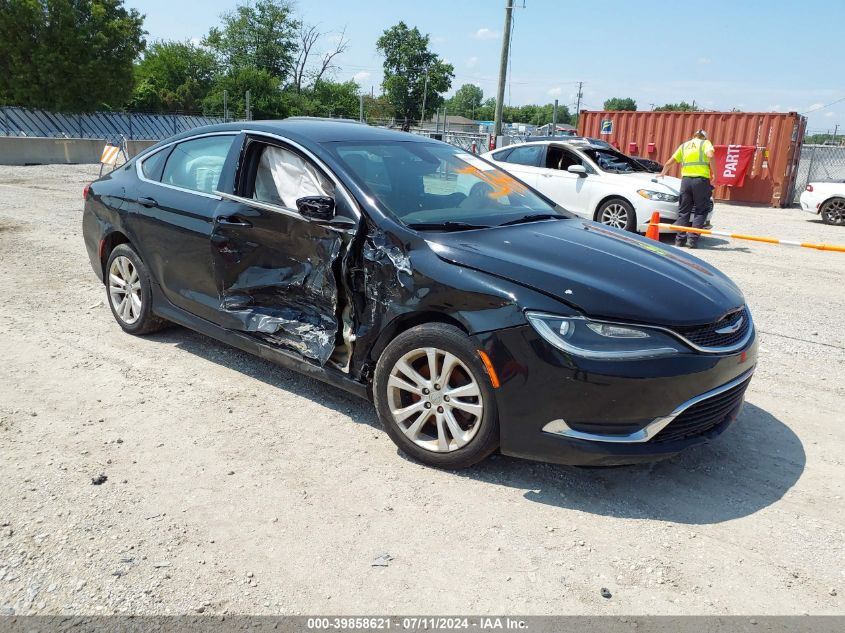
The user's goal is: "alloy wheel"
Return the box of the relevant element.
[386,347,484,453]
[108,256,142,325]
[600,203,629,229]
[823,199,845,225]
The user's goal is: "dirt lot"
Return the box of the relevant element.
[0,164,843,616]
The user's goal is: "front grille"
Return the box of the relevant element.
[653,376,751,443]
[673,307,751,349]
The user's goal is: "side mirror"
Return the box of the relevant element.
[296,196,335,222]
[567,165,588,177]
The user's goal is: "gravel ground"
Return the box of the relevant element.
[0,164,843,616]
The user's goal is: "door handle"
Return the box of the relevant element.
[541,173,553,177]
[137,196,158,207]
[216,216,252,228]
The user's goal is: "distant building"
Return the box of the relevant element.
[420,114,479,133]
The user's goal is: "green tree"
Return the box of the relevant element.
[203,67,286,119]
[447,84,484,119]
[654,101,699,112]
[130,40,219,112]
[204,0,300,80]
[0,0,145,111]
[603,97,637,111]
[283,79,360,118]
[376,21,454,126]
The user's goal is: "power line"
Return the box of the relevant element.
[801,96,845,114]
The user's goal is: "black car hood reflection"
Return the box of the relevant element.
[427,218,745,327]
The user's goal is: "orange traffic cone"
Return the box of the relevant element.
[645,211,660,241]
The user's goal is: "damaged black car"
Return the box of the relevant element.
[83,120,757,469]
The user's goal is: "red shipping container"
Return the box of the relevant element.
[578,110,806,207]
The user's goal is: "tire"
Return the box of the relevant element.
[373,323,500,469]
[105,244,166,335]
[820,197,845,226]
[596,198,637,232]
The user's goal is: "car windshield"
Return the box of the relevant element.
[328,141,568,229]
[583,147,647,173]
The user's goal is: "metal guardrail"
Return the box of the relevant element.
[0,106,223,141]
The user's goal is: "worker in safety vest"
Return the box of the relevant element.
[659,129,715,249]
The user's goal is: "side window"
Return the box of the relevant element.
[161,135,235,194]
[253,144,334,209]
[505,145,543,166]
[491,148,513,161]
[140,147,170,181]
[546,146,585,171]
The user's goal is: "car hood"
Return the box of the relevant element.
[427,219,744,327]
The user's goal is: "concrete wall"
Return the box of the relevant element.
[0,137,157,166]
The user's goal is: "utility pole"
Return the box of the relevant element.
[574,81,583,119]
[831,124,839,143]
[359,94,365,123]
[493,0,514,139]
[223,90,228,123]
[245,90,251,121]
[420,72,429,128]
[552,99,558,137]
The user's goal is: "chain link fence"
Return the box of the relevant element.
[0,106,224,141]
[792,144,845,202]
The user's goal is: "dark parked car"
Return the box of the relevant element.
[83,120,757,469]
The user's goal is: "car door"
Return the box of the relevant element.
[130,132,240,322]
[494,144,545,188]
[207,134,357,366]
[536,145,597,218]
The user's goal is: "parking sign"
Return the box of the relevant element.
[600,119,613,135]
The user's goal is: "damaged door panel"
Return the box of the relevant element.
[208,137,355,366]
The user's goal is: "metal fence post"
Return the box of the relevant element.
[78,114,83,139]
[128,112,133,140]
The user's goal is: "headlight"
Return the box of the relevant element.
[525,312,688,360]
[637,189,679,203]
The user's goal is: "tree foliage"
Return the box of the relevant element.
[447,84,484,119]
[130,41,218,112]
[654,101,699,112]
[603,97,637,111]
[204,0,299,80]
[0,0,146,111]
[202,66,285,119]
[377,22,453,125]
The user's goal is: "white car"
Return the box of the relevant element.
[799,182,845,225]
[482,139,713,233]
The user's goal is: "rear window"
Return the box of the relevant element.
[161,135,236,194]
[140,148,169,181]
[503,145,543,166]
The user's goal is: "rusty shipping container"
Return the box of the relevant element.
[577,110,806,207]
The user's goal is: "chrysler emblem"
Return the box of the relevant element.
[715,316,744,335]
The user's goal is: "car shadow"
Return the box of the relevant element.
[146,328,804,525]
[145,326,380,429]
[447,402,804,525]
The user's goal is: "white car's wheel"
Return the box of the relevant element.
[596,198,636,232]
[820,198,845,226]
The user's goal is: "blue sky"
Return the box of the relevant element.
[126,0,843,133]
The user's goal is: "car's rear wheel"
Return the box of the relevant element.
[105,244,166,335]
[596,198,636,231]
[820,197,845,226]
[373,323,499,469]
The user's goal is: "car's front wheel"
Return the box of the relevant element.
[820,197,845,226]
[596,198,636,231]
[373,323,500,469]
[105,244,166,335]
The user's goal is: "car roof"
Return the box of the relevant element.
[493,138,609,151]
[182,119,434,144]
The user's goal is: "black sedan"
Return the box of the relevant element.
[83,120,757,469]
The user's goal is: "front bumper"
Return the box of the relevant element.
[634,199,715,233]
[476,323,758,466]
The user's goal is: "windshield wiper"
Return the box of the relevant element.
[407,221,490,231]
[497,213,564,227]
